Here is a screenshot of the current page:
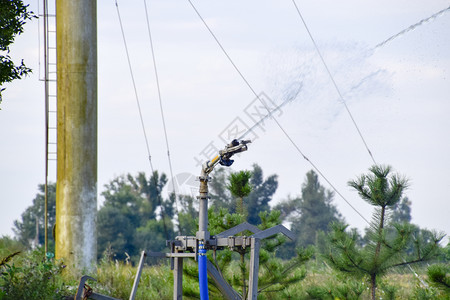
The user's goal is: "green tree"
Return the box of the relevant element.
[98,172,175,262]
[13,183,56,250]
[246,164,278,225]
[126,171,168,221]
[210,164,278,225]
[325,165,444,300]
[391,196,412,224]
[275,170,343,255]
[98,176,143,261]
[0,0,35,105]
[209,168,232,209]
[177,195,198,236]
[227,170,252,218]
[226,170,253,297]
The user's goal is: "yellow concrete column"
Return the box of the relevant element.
[56,0,97,273]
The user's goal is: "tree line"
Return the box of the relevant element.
[12,164,449,299]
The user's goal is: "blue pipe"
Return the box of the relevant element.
[198,242,209,300]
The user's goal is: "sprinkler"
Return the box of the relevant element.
[197,139,251,242]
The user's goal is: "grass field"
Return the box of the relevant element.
[1,239,448,299]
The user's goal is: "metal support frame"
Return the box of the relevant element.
[149,140,294,299]
[152,222,294,299]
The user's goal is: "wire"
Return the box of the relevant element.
[186,0,370,225]
[290,0,376,166]
[143,0,180,230]
[115,0,154,173]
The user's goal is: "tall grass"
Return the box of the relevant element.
[0,237,448,299]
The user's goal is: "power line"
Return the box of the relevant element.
[115,0,173,239]
[186,0,370,225]
[291,0,376,166]
[115,0,154,173]
[143,0,180,228]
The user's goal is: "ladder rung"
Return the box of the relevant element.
[49,127,57,130]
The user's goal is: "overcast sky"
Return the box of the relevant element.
[1,0,449,240]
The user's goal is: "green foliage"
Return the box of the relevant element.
[275,170,343,258]
[348,165,408,207]
[0,237,25,261]
[427,264,450,292]
[98,171,175,262]
[177,195,198,236]
[326,165,445,300]
[210,164,278,225]
[294,268,367,300]
[209,168,232,209]
[0,0,36,105]
[91,253,173,300]
[227,170,253,199]
[0,249,70,299]
[391,197,412,224]
[246,164,278,225]
[227,170,252,218]
[13,183,56,250]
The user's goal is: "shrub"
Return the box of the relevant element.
[0,249,70,300]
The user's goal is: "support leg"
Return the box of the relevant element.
[173,250,183,300]
[248,238,260,300]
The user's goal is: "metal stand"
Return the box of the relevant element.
[150,140,295,300]
[159,223,294,300]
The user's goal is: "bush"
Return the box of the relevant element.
[0,249,70,300]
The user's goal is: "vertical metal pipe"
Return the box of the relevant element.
[196,170,210,241]
[248,238,260,300]
[55,0,97,273]
[173,249,183,300]
[43,0,49,256]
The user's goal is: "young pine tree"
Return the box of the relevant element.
[325,165,444,300]
[227,170,252,219]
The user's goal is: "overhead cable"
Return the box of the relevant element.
[291,0,376,165]
[143,0,180,228]
[115,0,154,173]
[186,0,370,225]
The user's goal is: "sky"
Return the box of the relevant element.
[1,0,449,241]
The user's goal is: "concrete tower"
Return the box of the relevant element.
[56,0,97,272]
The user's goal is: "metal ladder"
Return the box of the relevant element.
[39,0,57,253]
